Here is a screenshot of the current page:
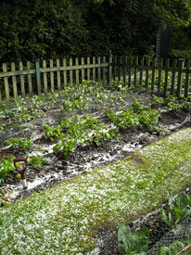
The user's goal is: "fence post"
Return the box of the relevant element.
[35,60,41,95]
[176,59,185,98]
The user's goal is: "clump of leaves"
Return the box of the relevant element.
[151,94,191,111]
[106,98,160,131]
[44,114,119,158]
[161,192,191,228]
[118,224,149,255]
[159,240,191,255]
[4,137,33,151]
[27,155,47,169]
[107,108,140,130]
[0,156,16,182]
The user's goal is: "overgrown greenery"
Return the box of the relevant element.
[161,191,191,228]
[0,0,191,63]
[118,225,149,254]
[118,191,191,255]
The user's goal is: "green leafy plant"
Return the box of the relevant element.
[27,155,47,169]
[108,108,140,130]
[44,114,119,158]
[43,125,63,141]
[151,95,165,105]
[159,240,191,255]
[4,137,33,151]
[106,98,160,131]
[161,192,191,228]
[118,224,149,255]
[0,156,16,182]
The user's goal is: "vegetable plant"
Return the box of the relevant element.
[159,240,191,255]
[118,224,149,255]
[161,192,191,228]
[44,114,119,158]
[0,156,16,182]
[27,155,47,169]
[4,137,33,151]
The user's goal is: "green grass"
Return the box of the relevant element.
[1,128,191,255]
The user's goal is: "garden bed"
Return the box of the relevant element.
[0,82,191,254]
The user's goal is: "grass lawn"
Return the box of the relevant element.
[0,128,191,255]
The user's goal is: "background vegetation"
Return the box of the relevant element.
[0,0,191,63]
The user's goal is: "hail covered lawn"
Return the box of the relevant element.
[1,128,191,255]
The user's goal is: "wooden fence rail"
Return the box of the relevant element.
[0,56,191,102]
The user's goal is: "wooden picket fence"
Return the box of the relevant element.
[0,55,191,102]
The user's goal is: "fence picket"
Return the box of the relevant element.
[35,61,41,95]
[170,59,177,95]
[81,57,85,82]
[27,61,33,96]
[184,59,190,98]
[57,59,61,90]
[151,58,156,93]
[3,63,10,101]
[117,56,121,82]
[177,59,185,97]
[139,57,144,86]
[109,55,113,85]
[113,56,117,81]
[92,57,96,81]
[43,60,48,94]
[164,59,170,94]
[11,62,18,99]
[69,58,73,84]
[19,62,25,97]
[63,58,67,87]
[134,56,138,88]
[122,56,126,84]
[145,57,150,89]
[87,57,90,81]
[50,59,54,91]
[98,57,101,83]
[103,56,106,85]
[75,57,79,84]
[157,58,162,94]
[128,56,132,87]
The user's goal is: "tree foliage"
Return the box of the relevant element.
[0,0,191,63]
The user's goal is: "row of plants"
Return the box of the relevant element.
[1,84,191,183]
[0,91,60,132]
[43,114,120,158]
[118,191,191,255]
[1,79,191,133]
[106,97,161,131]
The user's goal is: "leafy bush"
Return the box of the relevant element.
[171,49,191,59]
